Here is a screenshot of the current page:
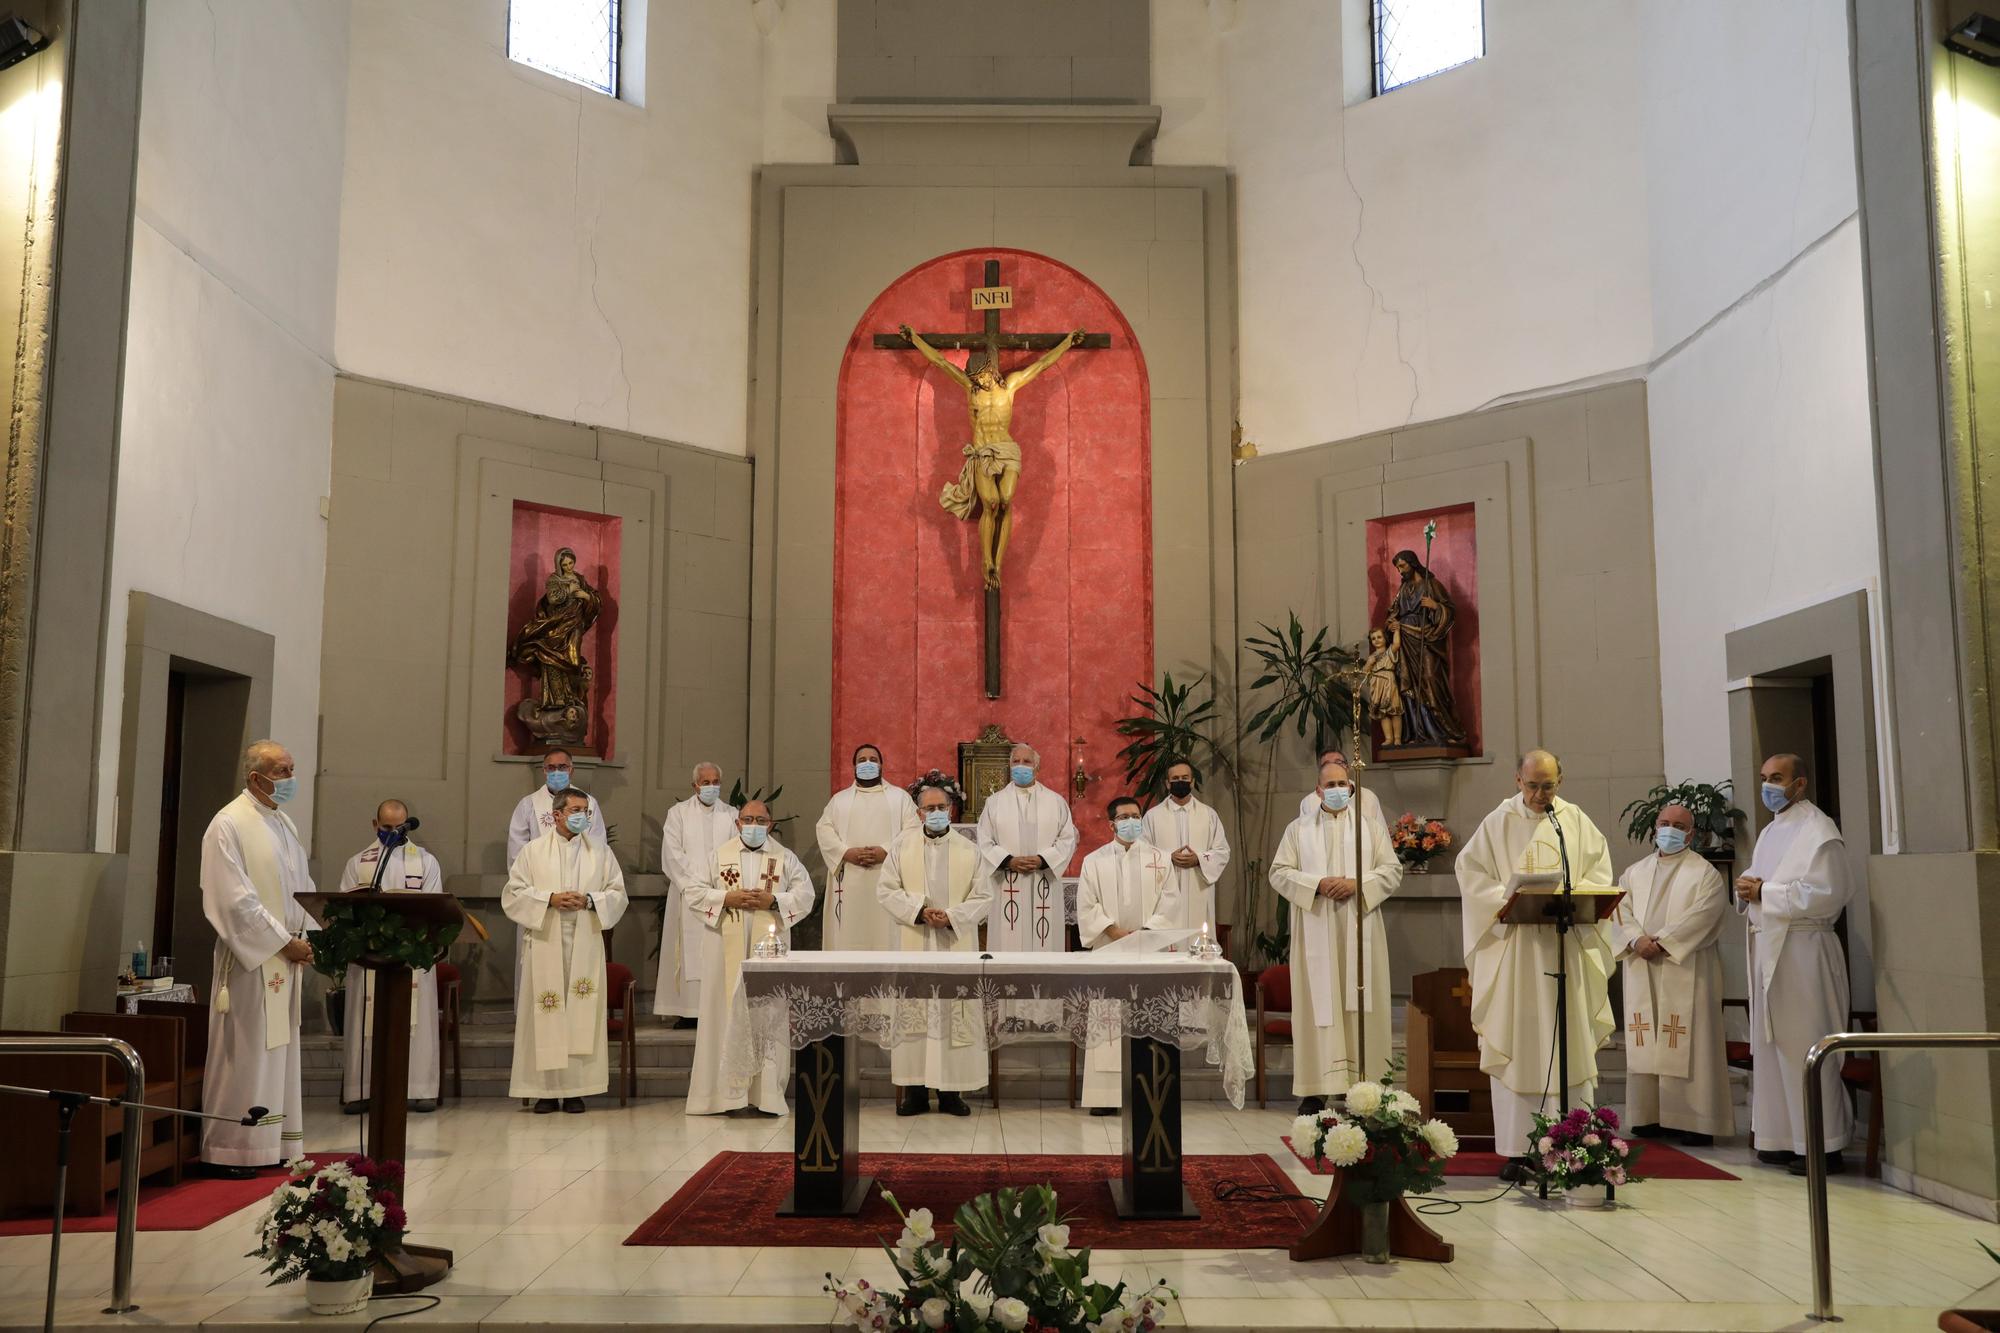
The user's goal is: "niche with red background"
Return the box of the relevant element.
[503,500,621,759]
[1364,502,1481,757]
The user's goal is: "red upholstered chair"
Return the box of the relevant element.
[606,962,638,1106]
[1255,965,1293,1109]
[434,961,463,1102]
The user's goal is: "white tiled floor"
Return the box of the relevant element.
[1,1097,1994,1331]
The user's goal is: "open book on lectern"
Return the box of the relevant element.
[1496,871,1625,926]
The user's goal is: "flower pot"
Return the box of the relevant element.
[304,1273,372,1315]
[1564,1183,1611,1209]
[1359,1199,1392,1263]
[1405,859,1430,875]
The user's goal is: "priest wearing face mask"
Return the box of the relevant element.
[816,743,920,951]
[338,799,443,1116]
[1269,758,1401,1115]
[503,788,628,1114]
[685,801,816,1116]
[1611,804,1730,1146]
[974,744,1079,952]
[1076,796,1177,1115]
[877,784,992,1116]
[1735,754,1854,1176]
[1296,749,1387,834]
[1142,760,1230,931]
[506,749,605,1007]
[654,761,738,1025]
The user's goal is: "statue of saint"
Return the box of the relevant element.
[510,547,602,746]
[1384,549,1469,748]
[899,324,1086,590]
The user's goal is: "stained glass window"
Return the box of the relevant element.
[508,0,619,98]
[1374,0,1484,95]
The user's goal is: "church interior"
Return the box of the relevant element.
[1,0,1998,1328]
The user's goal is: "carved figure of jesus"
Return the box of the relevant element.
[899,323,1085,590]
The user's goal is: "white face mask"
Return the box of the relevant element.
[697,783,721,807]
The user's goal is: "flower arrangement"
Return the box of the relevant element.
[1524,1106,1646,1192]
[825,1184,1175,1332]
[248,1155,407,1285]
[1390,814,1453,870]
[1289,1078,1458,1203]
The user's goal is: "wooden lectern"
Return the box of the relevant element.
[299,891,462,1294]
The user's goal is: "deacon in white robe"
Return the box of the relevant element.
[1736,754,1855,1169]
[1456,750,1617,1165]
[815,744,919,951]
[503,789,628,1109]
[877,787,993,1113]
[974,743,1078,952]
[1142,760,1230,931]
[653,762,739,1020]
[1078,799,1177,1112]
[199,741,316,1172]
[505,749,605,1005]
[1611,804,1732,1142]
[1296,749,1387,833]
[685,802,817,1115]
[338,799,442,1112]
[1270,759,1402,1110]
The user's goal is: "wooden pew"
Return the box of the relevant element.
[1404,968,1494,1153]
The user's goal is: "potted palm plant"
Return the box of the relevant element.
[1621,780,1744,873]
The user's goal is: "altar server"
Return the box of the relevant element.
[653,762,738,1023]
[503,787,628,1113]
[338,799,443,1115]
[877,784,992,1115]
[975,743,1078,951]
[506,749,604,1005]
[685,801,816,1115]
[1142,759,1230,931]
[1077,796,1176,1114]
[199,741,316,1177]
[816,743,919,951]
[1736,754,1855,1175]
[1611,803,1731,1145]
[1270,757,1402,1114]
[1296,749,1386,832]
[1455,750,1616,1177]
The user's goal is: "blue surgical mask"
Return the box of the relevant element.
[375,826,398,847]
[1761,782,1789,814]
[564,811,590,835]
[855,761,881,783]
[1011,765,1035,787]
[1321,787,1351,813]
[740,823,769,849]
[267,776,297,805]
[545,770,570,793]
[1654,826,1688,856]
[698,784,720,807]
[1115,817,1145,844]
[923,809,952,834]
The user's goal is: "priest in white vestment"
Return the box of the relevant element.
[974,743,1078,952]
[338,799,442,1115]
[1142,759,1230,931]
[877,784,992,1115]
[1456,750,1617,1174]
[653,762,738,1022]
[1611,803,1731,1144]
[1270,758,1402,1114]
[505,749,605,1008]
[1736,753,1855,1174]
[199,741,316,1176]
[1078,797,1177,1114]
[1296,749,1387,833]
[685,801,816,1115]
[503,787,628,1112]
[816,743,919,951]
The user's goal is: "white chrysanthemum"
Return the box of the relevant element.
[992,1296,1030,1331]
[1344,1081,1383,1115]
[1387,1090,1420,1118]
[1290,1112,1322,1149]
[368,1202,386,1225]
[324,1233,352,1263]
[1420,1118,1460,1159]
[286,1222,312,1241]
[1324,1121,1369,1167]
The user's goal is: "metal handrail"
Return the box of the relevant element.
[1804,1030,2000,1322]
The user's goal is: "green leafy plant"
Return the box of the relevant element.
[307,900,458,979]
[1620,780,1744,849]
[1114,672,1234,805]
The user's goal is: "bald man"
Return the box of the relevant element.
[1295,749,1387,832]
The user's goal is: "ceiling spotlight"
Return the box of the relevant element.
[1945,11,2000,66]
[0,16,48,72]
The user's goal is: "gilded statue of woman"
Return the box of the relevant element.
[1384,548,1469,748]
[510,548,601,737]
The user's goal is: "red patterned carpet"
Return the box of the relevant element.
[0,1161,305,1236]
[625,1151,1319,1250]
[1280,1136,1739,1181]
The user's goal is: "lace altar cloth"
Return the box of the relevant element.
[734,950,1254,1108]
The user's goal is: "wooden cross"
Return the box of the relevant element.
[1661,1013,1687,1049]
[1450,976,1472,1008]
[1629,1012,1650,1047]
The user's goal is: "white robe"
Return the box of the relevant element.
[653,794,739,1017]
[338,841,443,1103]
[1456,794,1617,1152]
[1269,807,1402,1095]
[1612,850,1732,1136]
[507,786,606,1003]
[503,830,628,1099]
[1141,796,1230,931]
[685,836,816,1114]
[816,783,920,951]
[1298,785,1388,833]
[1739,800,1854,1154]
[199,791,314,1167]
[974,783,1078,952]
[877,828,992,1091]
[1077,839,1175,1107]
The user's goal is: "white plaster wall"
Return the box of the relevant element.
[762,0,838,164]
[1149,0,1227,167]
[97,0,351,852]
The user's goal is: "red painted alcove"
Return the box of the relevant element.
[1364,502,1481,754]
[503,501,621,759]
[832,249,1153,871]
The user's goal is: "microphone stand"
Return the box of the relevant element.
[1544,805,1575,1201]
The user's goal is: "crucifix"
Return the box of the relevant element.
[874,257,1110,697]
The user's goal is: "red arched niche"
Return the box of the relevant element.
[832,249,1152,872]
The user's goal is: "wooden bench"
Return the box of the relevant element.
[0,1027,178,1219]
[134,997,210,1172]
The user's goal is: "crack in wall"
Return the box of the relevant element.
[1336,122,1420,428]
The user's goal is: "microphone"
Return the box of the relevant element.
[392,816,421,836]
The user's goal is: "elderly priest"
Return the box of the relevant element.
[816,742,919,951]
[338,799,443,1116]
[1456,750,1616,1177]
[877,783,992,1116]
[1269,757,1402,1114]
[506,748,605,1010]
[1142,759,1230,930]
[685,801,816,1116]
[653,761,738,1025]
[1611,803,1731,1146]
[198,740,316,1177]
[975,742,1078,952]
[1077,795,1177,1115]
[503,786,628,1114]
